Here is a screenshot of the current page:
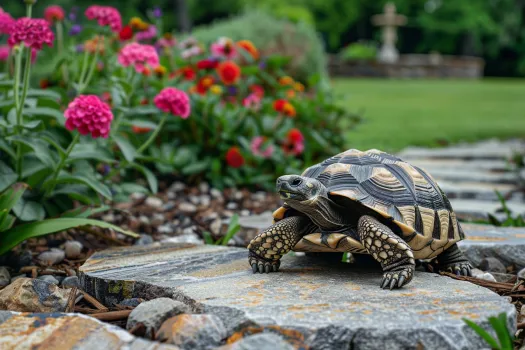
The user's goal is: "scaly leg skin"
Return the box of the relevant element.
[248,216,316,274]
[434,243,472,276]
[358,215,416,290]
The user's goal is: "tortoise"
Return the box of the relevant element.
[247,148,473,290]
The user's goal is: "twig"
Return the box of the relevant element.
[31,267,37,279]
[78,290,108,312]
[89,310,132,321]
[65,287,78,313]
[74,306,103,314]
[19,266,38,273]
[77,226,128,246]
[440,272,516,291]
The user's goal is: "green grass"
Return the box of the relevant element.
[331,78,525,152]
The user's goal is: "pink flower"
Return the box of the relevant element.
[8,18,54,51]
[210,37,237,59]
[135,25,157,42]
[64,95,114,138]
[85,5,122,33]
[251,136,274,158]
[243,93,261,111]
[117,42,159,74]
[44,5,65,23]
[154,87,191,118]
[0,45,9,61]
[157,37,176,49]
[0,8,15,35]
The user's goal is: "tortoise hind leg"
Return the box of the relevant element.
[358,215,415,290]
[247,216,317,273]
[433,243,472,276]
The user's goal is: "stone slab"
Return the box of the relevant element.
[459,223,525,270]
[449,199,525,220]
[0,311,179,350]
[80,243,516,350]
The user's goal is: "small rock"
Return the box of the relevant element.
[200,195,211,207]
[64,241,83,259]
[16,250,33,268]
[479,257,506,274]
[37,248,65,265]
[157,314,226,350]
[0,278,70,312]
[158,224,174,235]
[210,219,222,235]
[189,196,200,205]
[233,191,243,201]
[120,298,144,308]
[61,276,79,288]
[139,215,150,225]
[217,333,294,350]
[0,267,10,288]
[162,202,176,211]
[130,192,146,201]
[135,234,154,246]
[253,191,267,201]
[10,275,26,283]
[199,182,210,194]
[490,272,516,283]
[471,268,497,282]
[169,182,186,192]
[521,305,525,317]
[210,189,222,199]
[226,202,238,210]
[145,197,163,209]
[162,234,203,245]
[179,203,197,214]
[241,210,250,217]
[126,297,190,339]
[518,267,525,281]
[37,275,59,285]
[151,213,166,226]
[102,213,115,222]
[182,226,196,235]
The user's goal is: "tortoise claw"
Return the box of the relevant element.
[248,250,280,274]
[380,266,413,290]
[251,264,257,273]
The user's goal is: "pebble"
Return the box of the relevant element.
[64,241,83,259]
[130,192,146,201]
[182,227,196,235]
[139,215,150,224]
[37,275,59,285]
[37,248,65,265]
[16,250,33,268]
[210,188,222,199]
[233,191,243,200]
[200,195,211,207]
[471,268,497,282]
[241,209,250,216]
[479,257,506,273]
[162,202,176,211]
[126,297,191,339]
[10,275,26,283]
[167,191,176,200]
[161,233,203,245]
[0,278,69,312]
[253,191,267,202]
[218,333,295,350]
[210,219,222,235]
[151,213,165,226]
[102,213,115,222]
[169,182,186,192]
[179,202,197,214]
[135,234,154,246]
[226,202,238,210]
[61,276,79,288]
[0,267,10,288]
[189,195,201,205]
[157,224,174,234]
[518,267,525,281]
[157,314,226,350]
[145,197,163,209]
[120,298,144,307]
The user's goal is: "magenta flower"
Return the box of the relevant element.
[154,87,191,119]
[243,93,261,111]
[251,136,274,158]
[0,45,9,61]
[135,25,157,42]
[64,95,114,138]
[85,5,122,33]
[210,37,238,59]
[118,42,159,74]
[8,18,54,51]
[0,8,14,35]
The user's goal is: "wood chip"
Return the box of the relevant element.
[31,268,37,279]
[19,266,38,273]
[74,306,105,314]
[89,310,132,321]
[65,287,78,313]
[78,290,109,312]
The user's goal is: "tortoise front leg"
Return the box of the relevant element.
[358,215,416,290]
[248,216,316,273]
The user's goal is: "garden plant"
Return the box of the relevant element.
[0,2,359,254]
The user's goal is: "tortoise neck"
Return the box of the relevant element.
[291,195,348,231]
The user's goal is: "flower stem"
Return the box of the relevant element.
[82,37,103,91]
[110,111,124,138]
[137,114,167,154]
[44,132,80,198]
[56,21,68,83]
[26,3,32,18]
[14,47,32,179]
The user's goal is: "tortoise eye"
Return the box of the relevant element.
[291,178,302,186]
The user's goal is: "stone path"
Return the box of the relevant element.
[79,243,516,350]
[397,139,525,220]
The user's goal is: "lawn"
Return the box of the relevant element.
[331,78,525,152]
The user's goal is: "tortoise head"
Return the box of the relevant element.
[276,175,327,203]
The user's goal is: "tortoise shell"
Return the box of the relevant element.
[273,149,466,260]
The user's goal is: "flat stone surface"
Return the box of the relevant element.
[0,311,179,349]
[450,199,525,220]
[80,243,516,350]
[459,223,525,270]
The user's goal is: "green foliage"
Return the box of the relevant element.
[487,191,525,227]
[202,214,240,245]
[191,11,328,84]
[339,42,377,61]
[463,313,514,350]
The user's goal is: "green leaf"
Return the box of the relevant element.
[25,89,61,101]
[13,198,46,222]
[51,174,112,200]
[0,183,28,213]
[20,158,47,178]
[182,160,210,175]
[50,184,100,205]
[23,107,64,123]
[131,163,158,193]
[489,313,512,350]
[0,80,14,90]
[125,106,159,116]
[0,161,17,193]
[463,318,500,349]
[0,211,15,232]
[68,143,114,163]
[202,231,216,245]
[114,136,137,162]
[60,205,111,219]
[221,214,240,246]
[22,120,42,130]
[119,183,149,194]
[7,136,56,167]
[122,120,157,129]
[0,217,139,255]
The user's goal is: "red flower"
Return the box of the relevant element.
[119,25,133,41]
[44,5,65,23]
[85,5,122,33]
[132,125,152,134]
[140,98,149,105]
[273,99,287,112]
[273,99,296,117]
[216,61,240,85]
[282,128,305,156]
[225,147,244,168]
[178,66,195,81]
[8,18,54,51]
[237,40,259,60]
[196,59,218,70]
[39,79,50,89]
[250,84,264,98]
[287,128,304,143]
[196,76,215,95]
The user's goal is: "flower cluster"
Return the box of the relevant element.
[64,95,114,138]
[117,42,159,74]
[154,87,191,118]
[8,18,54,51]
[0,8,14,35]
[44,5,65,23]
[85,5,122,33]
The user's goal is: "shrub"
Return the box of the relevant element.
[339,41,378,61]
[191,11,328,84]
